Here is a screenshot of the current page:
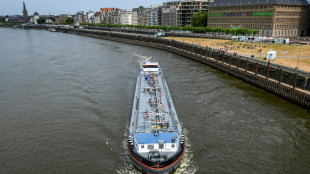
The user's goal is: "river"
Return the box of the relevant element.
[0,28,310,174]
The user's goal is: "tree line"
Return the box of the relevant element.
[81,22,258,35]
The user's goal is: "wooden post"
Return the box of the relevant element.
[255,62,258,75]
[293,73,297,89]
[217,50,220,62]
[266,61,270,79]
[279,69,282,84]
[206,46,208,57]
[200,47,203,56]
[245,59,249,72]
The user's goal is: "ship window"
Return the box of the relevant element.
[147,145,154,149]
[141,144,144,148]
[171,144,175,148]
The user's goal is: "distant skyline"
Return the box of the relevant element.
[0,0,168,15]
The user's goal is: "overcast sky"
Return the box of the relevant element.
[1,0,168,15]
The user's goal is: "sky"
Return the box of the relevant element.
[0,0,168,16]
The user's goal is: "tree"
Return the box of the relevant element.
[191,11,208,27]
[65,17,74,24]
[37,18,45,24]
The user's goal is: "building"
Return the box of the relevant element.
[56,14,69,24]
[94,12,101,24]
[146,5,159,26]
[161,1,178,26]
[110,8,121,24]
[160,0,212,26]
[120,10,132,25]
[208,0,310,37]
[132,6,147,25]
[76,11,85,24]
[177,0,212,26]
[132,8,138,25]
[30,12,39,24]
[9,15,24,23]
[23,1,29,23]
[85,11,95,23]
[101,8,114,24]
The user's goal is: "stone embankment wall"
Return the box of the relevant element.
[66,29,310,109]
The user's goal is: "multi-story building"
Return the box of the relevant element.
[94,12,101,24]
[110,9,121,24]
[132,8,138,25]
[101,8,115,24]
[146,5,159,26]
[56,14,69,24]
[120,10,132,25]
[9,15,24,23]
[76,11,85,24]
[161,1,178,26]
[177,0,212,26]
[208,0,310,37]
[85,11,94,23]
[160,0,212,26]
[30,12,39,24]
[132,6,147,25]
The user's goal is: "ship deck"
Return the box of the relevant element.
[135,72,176,134]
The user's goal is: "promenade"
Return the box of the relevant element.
[164,37,310,72]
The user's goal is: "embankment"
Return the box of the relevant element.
[65,28,310,109]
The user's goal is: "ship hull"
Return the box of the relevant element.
[128,145,185,174]
[128,58,185,173]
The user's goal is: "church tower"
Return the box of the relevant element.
[23,1,29,23]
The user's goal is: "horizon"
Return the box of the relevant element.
[0,0,168,16]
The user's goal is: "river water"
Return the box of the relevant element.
[0,28,309,174]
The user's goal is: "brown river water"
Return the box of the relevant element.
[0,28,310,174]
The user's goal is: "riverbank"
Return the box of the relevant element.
[165,37,310,72]
[62,28,310,109]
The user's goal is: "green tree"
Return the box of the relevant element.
[37,18,46,24]
[65,17,74,24]
[191,11,208,27]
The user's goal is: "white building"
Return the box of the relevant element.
[132,8,138,25]
[120,10,132,25]
[86,11,95,23]
[93,12,101,24]
[30,12,39,24]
